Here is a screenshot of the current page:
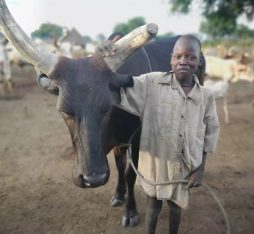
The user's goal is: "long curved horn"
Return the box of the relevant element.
[0,0,58,75]
[104,23,158,72]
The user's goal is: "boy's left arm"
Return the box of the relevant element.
[186,151,207,189]
[187,92,220,189]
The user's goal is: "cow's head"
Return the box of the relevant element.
[48,55,135,188]
[0,0,157,188]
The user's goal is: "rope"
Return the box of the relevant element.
[122,125,231,234]
[141,47,152,72]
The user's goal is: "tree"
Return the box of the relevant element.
[113,23,129,35]
[113,17,146,35]
[235,24,254,38]
[31,23,64,39]
[169,0,254,37]
[200,7,237,37]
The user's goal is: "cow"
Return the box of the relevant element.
[204,53,254,124]
[0,35,12,95]
[204,79,229,123]
[6,43,30,67]
[0,0,206,231]
[205,55,254,83]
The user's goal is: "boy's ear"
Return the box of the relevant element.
[199,52,204,66]
[170,53,173,64]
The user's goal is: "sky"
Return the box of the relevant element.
[5,0,254,39]
[5,0,204,39]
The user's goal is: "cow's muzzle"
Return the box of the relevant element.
[73,171,110,188]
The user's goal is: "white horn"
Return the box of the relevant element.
[0,0,59,75]
[104,23,158,72]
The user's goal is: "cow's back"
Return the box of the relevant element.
[117,36,181,76]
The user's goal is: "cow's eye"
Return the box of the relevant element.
[60,111,75,120]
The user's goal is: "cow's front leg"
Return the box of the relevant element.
[122,140,139,227]
[111,146,127,207]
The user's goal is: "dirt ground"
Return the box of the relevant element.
[0,65,254,234]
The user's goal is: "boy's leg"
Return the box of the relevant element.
[166,200,181,234]
[145,195,162,234]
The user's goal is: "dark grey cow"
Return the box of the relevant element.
[0,0,206,230]
[37,33,206,227]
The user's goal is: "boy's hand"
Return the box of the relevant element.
[186,151,207,189]
[186,166,205,189]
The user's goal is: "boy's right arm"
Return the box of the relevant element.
[118,73,150,117]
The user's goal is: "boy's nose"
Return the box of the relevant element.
[179,58,188,65]
[179,56,188,64]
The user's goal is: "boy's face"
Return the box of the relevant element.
[171,38,201,81]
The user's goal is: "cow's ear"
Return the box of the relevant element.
[109,73,134,88]
[37,73,59,96]
[48,57,72,81]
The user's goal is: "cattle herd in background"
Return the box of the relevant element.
[0,33,253,123]
[203,44,254,123]
[0,30,94,96]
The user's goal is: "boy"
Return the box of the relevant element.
[118,34,220,234]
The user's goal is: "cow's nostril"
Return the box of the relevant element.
[83,172,109,187]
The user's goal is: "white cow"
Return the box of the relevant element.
[204,79,229,123]
[205,55,254,83]
[0,39,12,95]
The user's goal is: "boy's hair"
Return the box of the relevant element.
[178,34,202,50]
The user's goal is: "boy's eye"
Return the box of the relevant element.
[172,54,198,62]
[173,55,182,60]
[188,55,196,60]
[187,55,198,61]
[60,111,75,120]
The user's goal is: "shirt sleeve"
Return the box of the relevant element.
[203,91,220,153]
[118,73,150,117]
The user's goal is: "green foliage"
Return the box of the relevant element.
[235,24,254,38]
[128,17,146,31]
[31,23,63,39]
[113,23,129,35]
[169,0,254,37]
[203,37,254,49]
[113,17,146,34]
[200,8,237,37]
[170,0,192,13]
[203,23,254,47]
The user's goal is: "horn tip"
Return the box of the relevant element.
[147,23,158,35]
